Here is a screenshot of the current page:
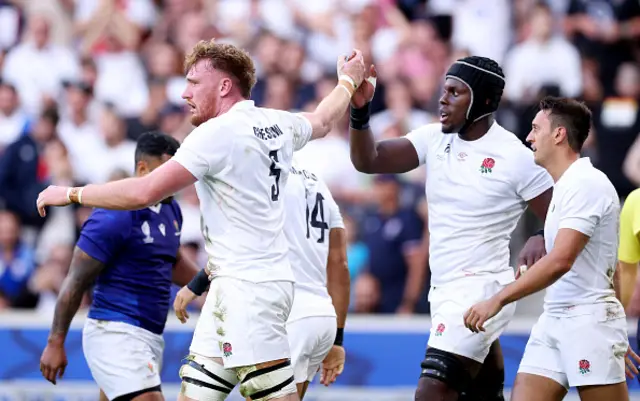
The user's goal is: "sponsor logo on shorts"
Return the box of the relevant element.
[578,359,591,375]
[479,157,495,174]
[223,342,233,357]
[434,323,445,337]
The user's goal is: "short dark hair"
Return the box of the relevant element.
[539,96,592,152]
[134,131,180,163]
[41,107,60,127]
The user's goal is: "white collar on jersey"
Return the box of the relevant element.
[557,157,592,185]
[229,100,255,112]
[148,204,162,214]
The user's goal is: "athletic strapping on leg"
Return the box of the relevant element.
[36,40,365,401]
[348,57,554,401]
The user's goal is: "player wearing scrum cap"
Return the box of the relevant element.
[348,58,554,401]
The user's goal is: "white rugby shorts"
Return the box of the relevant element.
[427,272,516,362]
[189,276,294,369]
[287,316,337,383]
[82,319,164,400]
[518,302,628,388]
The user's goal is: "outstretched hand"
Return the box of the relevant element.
[337,49,366,90]
[36,186,72,217]
[351,65,377,109]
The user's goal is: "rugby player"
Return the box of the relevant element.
[348,56,554,401]
[39,131,199,401]
[464,96,640,401]
[36,39,366,401]
[175,158,350,400]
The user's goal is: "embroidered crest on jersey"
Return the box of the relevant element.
[434,323,445,336]
[141,221,154,244]
[578,359,590,375]
[479,157,495,174]
[222,342,233,357]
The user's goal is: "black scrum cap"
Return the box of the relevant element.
[445,56,505,133]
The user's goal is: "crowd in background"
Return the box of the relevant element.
[0,0,639,316]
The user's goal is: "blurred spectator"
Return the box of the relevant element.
[594,62,640,198]
[352,272,380,314]
[0,210,38,309]
[2,13,79,116]
[359,175,426,314]
[92,106,136,183]
[370,78,434,136]
[0,107,63,228]
[0,80,28,150]
[504,3,582,104]
[0,1,23,50]
[564,0,640,96]
[57,80,102,184]
[29,244,75,315]
[450,0,512,64]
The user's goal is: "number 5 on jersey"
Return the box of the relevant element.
[269,150,281,201]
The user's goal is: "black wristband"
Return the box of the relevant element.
[187,269,211,296]
[535,229,544,238]
[350,103,371,130]
[334,328,344,346]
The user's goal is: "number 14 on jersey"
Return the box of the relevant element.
[306,193,328,243]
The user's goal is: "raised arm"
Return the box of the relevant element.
[348,66,420,174]
[302,50,366,141]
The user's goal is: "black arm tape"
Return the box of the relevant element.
[349,103,371,130]
[334,328,344,346]
[535,229,544,238]
[187,269,210,296]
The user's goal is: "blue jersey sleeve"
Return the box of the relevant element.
[76,209,133,264]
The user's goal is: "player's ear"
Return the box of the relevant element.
[219,77,233,97]
[136,160,149,176]
[553,126,566,145]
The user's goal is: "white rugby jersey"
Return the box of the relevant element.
[543,157,620,314]
[285,158,343,322]
[171,100,312,283]
[406,122,554,286]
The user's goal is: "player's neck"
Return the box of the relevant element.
[458,116,494,141]
[545,152,580,183]
[216,96,247,117]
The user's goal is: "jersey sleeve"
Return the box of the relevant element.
[76,209,133,264]
[619,190,640,263]
[512,144,554,201]
[321,182,344,229]
[171,121,232,179]
[557,182,607,237]
[290,113,313,151]
[405,125,434,166]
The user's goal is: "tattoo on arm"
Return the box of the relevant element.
[49,247,105,342]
